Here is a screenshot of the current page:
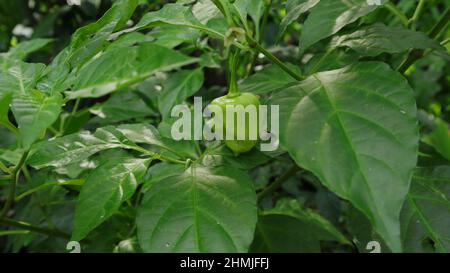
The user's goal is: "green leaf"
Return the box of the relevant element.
[7,171,74,252]
[108,32,156,49]
[89,88,157,125]
[158,117,201,159]
[0,92,12,126]
[246,0,266,30]
[346,205,389,253]
[158,69,204,119]
[251,199,349,252]
[240,64,301,94]
[36,0,138,93]
[269,62,419,252]
[12,91,63,149]
[115,123,168,147]
[230,0,248,22]
[117,123,199,159]
[136,164,257,252]
[278,0,320,40]
[231,0,263,31]
[149,26,200,48]
[6,38,53,60]
[67,0,138,67]
[72,157,150,241]
[141,163,186,193]
[16,179,85,202]
[299,0,387,53]
[331,23,447,57]
[191,0,222,24]
[304,50,359,75]
[423,119,450,161]
[28,126,142,169]
[36,48,72,94]
[52,149,128,180]
[0,148,22,165]
[0,61,46,96]
[65,43,197,99]
[131,3,224,39]
[202,142,271,170]
[0,61,60,148]
[401,166,450,252]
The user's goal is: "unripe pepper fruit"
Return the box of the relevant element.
[212,46,261,154]
[211,92,260,154]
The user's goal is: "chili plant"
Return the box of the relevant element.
[0,0,449,253]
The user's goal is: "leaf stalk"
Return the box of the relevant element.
[398,7,450,74]
[0,218,70,239]
[1,151,29,218]
[246,35,305,81]
[257,165,301,201]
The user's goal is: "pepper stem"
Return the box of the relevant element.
[227,49,241,97]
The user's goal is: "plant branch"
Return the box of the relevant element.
[0,218,70,239]
[15,179,84,202]
[385,2,409,26]
[211,0,234,26]
[247,35,305,81]
[21,166,31,181]
[129,146,187,165]
[1,151,29,218]
[409,0,426,30]
[257,0,273,42]
[398,7,450,74]
[62,98,81,134]
[441,37,450,46]
[218,0,301,82]
[428,7,450,39]
[0,160,10,174]
[257,165,301,201]
[1,120,20,136]
[48,126,60,136]
[228,49,241,96]
[0,230,30,236]
[248,0,273,76]
[309,48,334,75]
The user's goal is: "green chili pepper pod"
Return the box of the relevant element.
[211,92,260,154]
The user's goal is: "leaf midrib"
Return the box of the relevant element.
[68,58,198,99]
[313,74,390,239]
[407,196,447,252]
[190,165,202,252]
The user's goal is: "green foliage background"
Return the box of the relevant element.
[0,0,449,253]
